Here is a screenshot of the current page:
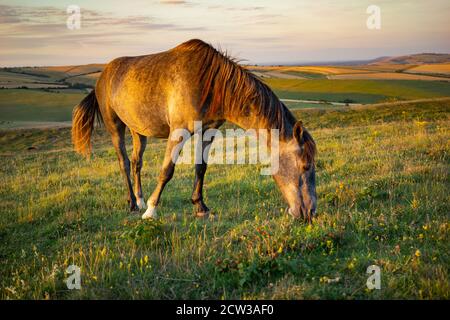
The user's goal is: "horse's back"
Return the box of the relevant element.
[96,48,200,137]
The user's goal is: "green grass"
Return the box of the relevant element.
[0,71,49,84]
[277,90,386,104]
[0,67,98,90]
[267,79,450,104]
[64,75,98,87]
[282,71,327,79]
[2,68,64,82]
[283,101,338,109]
[0,89,86,122]
[0,100,448,299]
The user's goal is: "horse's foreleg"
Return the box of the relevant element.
[111,129,137,212]
[131,130,147,210]
[142,132,188,219]
[191,136,214,218]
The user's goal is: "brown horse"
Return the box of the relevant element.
[72,39,317,221]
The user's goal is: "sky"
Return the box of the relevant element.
[0,0,449,66]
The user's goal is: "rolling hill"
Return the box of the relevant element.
[370,53,450,65]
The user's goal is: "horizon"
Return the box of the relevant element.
[1,0,450,67]
[3,51,450,69]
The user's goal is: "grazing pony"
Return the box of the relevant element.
[72,39,317,221]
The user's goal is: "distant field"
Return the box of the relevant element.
[3,57,450,91]
[63,73,100,87]
[250,66,371,75]
[348,64,415,73]
[267,79,450,104]
[2,68,65,82]
[0,71,47,84]
[374,53,450,65]
[0,89,86,122]
[250,63,450,81]
[282,101,339,109]
[4,64,104,80]
[282,71,327,79]
[1,76,449,126]
[1,60,449,127]
[0,65,104,89]
[37,64,105,76]
[278,91,386,104]
[329,72,447,81]
[408,63,450,75]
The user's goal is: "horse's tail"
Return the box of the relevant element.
[72,89,102,157]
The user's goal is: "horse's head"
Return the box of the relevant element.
[274,121,317,222]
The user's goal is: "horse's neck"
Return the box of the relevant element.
[224,103,295,142]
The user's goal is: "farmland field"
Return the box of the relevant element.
[0,89,87,123]
[328,73,445,81]
[1,76,450,125]
[408,63,450,75]
[248,63,450,81]
[0,99,449,299]
[267,79,450,104]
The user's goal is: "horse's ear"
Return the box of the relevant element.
[293,121,304,145]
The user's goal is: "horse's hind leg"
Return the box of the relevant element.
[130,130,147,210]
[106,117,137,212]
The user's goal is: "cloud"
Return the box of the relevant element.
[0,3,213,66]
[207,4,265,12]
[225,6,265,11]
[0,4,207,37]
[1,1,449,67]
[159,0,188,5]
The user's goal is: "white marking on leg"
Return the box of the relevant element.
[142,206,157,219]
[196,210,210,218]
[136,197,147,210]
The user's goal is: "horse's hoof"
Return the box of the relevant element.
[137,198,147,210]
[288,208,313,223]
[196,211,210,219]
[288,208,298,218]
[142,206,157,219]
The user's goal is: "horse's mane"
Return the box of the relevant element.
[174,39,292,136]
[173,39,316,161]
[301,129,316,164]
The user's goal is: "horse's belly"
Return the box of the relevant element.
[140,121,170,138]
[113,104,170,138]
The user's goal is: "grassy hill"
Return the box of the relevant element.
[0,65,104,90]
[1,78,449,128]
[1,55,449,118]
[267,79,450,104]
[372,53,450,65]
[0,100,448,299]
[0,89,87,123]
